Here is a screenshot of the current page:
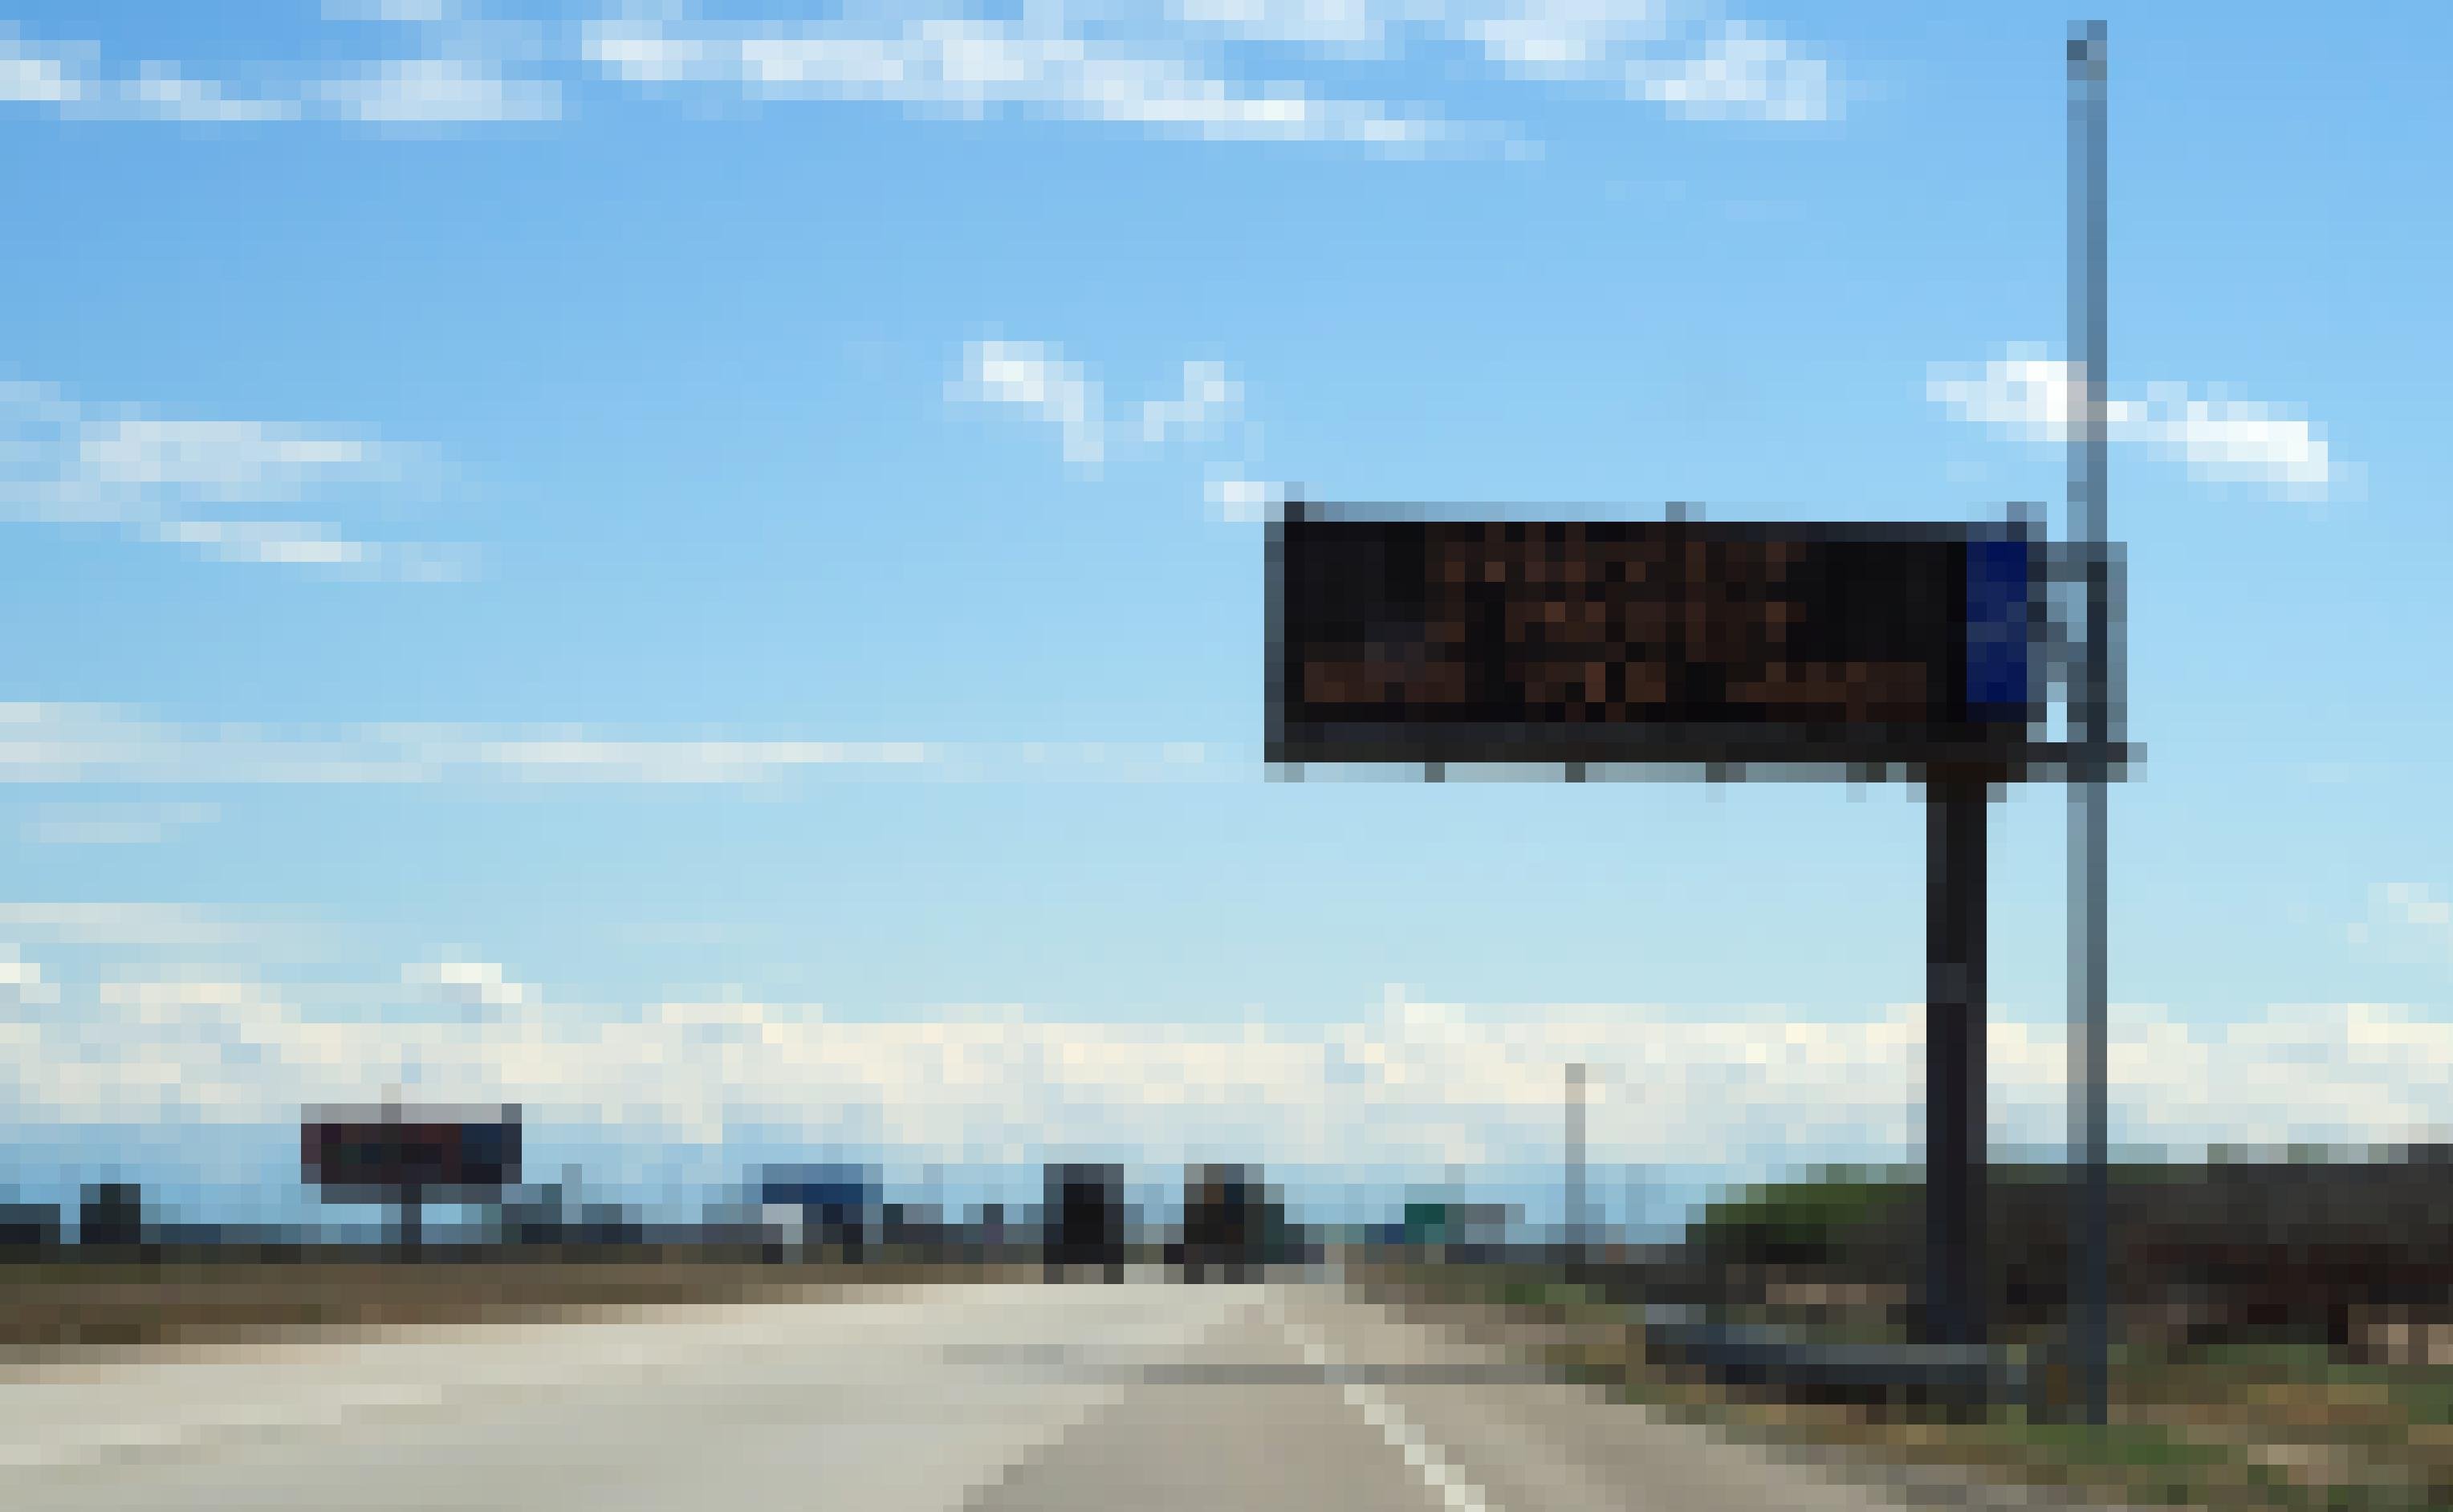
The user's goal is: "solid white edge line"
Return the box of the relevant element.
[1271,1303,1495,1512]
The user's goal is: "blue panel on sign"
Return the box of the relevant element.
[1964,538,2032,718]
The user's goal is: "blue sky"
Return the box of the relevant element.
[0,1,2447,1232]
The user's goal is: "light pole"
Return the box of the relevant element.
[2066,17,2113,1429]
[1564,1061,1588,1279]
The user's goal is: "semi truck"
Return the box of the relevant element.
[1180,1163,1267,1283]
[1043,1163,1125,1282]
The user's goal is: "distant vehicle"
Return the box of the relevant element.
[0,1201,61,1254]
[79,1181,146,1250]
[1043,1164,1125,1282]
[1180,1164,1266,1283]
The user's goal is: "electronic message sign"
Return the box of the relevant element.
[303,1104,522,1204]
[1267,510,2042,770]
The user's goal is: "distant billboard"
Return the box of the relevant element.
[302,1105,522,1204]
[759,1164,873,1213]
[1267,511,2042,770]
[760,1163,875,1257]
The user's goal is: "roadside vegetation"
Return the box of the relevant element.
[1356,1154,2453,1512]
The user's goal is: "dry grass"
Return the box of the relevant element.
[1353,1260,2453,1512]
[0,1255,1026,1365]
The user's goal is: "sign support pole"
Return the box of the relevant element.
[1926,769,1989,1351]
[2067,18,2112,1429]
[1565,1061,1588,1282]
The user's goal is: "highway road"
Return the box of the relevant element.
[0,1281,1967,1510]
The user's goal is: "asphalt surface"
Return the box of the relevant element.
[0,1281,1934,1510]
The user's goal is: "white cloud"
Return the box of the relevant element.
[11,3,1828,143]
[1927,345,2343,502]
[0,21,555,126]
[313,56,560,124]
[67,415,384,504]
[1162,0,1830,122]
[1468,0,1671,75]
[7,969,2452,1195]
[470,734,938,784]
[1140,360,1243,444]
[0,702,1235,788]
[1170,0,1423,51]
[0,30,85,105]
[0,381,465,578]
[0,948,57,1008]
[145,518,374,568]
[323,1,462,21]
[955,339,1287,511]
[951,340,1108,467]
[2124,383,2337,499]
[405,958,536,1010]
[580,6,1828,142]
[21,801,218,847]
[0,902,263,950]
[583,16,1449,149]
[1927,349,2089,440]
[1630,19,1828,122]
[1206,470,1293,523]
[954,343,1259,466]
[0,34,303,122]
[114,65,304,124]
[0,704,935,786]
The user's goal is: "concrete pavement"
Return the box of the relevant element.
[0,1282,1952,1510]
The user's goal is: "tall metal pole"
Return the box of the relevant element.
[2066,18,2111,1429]
[1565,1061,1588,1278]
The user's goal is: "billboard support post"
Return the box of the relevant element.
[1926,769,1990,1350]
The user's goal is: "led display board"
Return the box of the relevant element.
[1268,510,2040,770]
